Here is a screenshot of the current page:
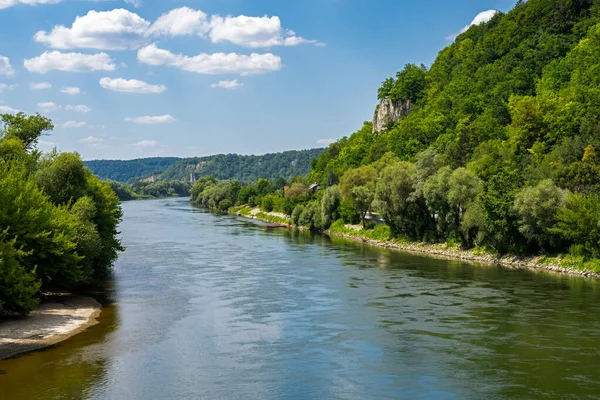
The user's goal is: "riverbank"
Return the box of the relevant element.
[232,207,600,280]
[0,295,101,360]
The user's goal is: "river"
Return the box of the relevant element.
[1,198,599,399]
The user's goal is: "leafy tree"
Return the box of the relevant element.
[376,162,418,236]
[551,192,600,257]
[514,179,567,249]
[321,185,342,229]
[340,165,376,228]
[1,112,53,151]
[0,238,41,316]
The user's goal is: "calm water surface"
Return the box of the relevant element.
[1,198,600,399]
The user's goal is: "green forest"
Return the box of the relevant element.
[84,157,179,182]
[0,113,123,316]
[85,149,325,183]
[191,0,600,272]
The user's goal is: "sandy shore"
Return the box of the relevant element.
[0,295,101,360]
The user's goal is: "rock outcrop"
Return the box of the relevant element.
[372,98,413,133]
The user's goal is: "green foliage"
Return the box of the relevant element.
[1,112,53,151]
[514,179,566,249]
[83,157,180,182]
[0,238,41,316]
[321,185,342,229]
[388,64,428,103]
[551,192,600,258]
[155,148,325,183]
[0,114,124,315]
[131,180,191,198]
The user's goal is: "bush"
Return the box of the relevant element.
[261,195,276,212]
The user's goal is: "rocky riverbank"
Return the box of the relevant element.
[232,208,600,280]
[0,295,101,360]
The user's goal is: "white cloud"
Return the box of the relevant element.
[37,139,56,150]
[316,138,335,145]
[61,86,80,95]
[125,114,176,124]
[30,81,52,90]
[80,135,103,143]
[99,77,166,93]
[209,15,316,48]
[65,104,91,112]
[149,7,208,37]
[137,44,281,75]
[124,0,140,8]
[0,0,62,10]
[0,83,16,93]
[62,120,87,128]
[34,9,150,50]
[32,7,316,51]
[24,51,116,73]
[448,10,499,40]
[0,56,15,76]
[210,79,243,89]
[38,101,61,112]
[0,105,19,114]
[133,139,160,149]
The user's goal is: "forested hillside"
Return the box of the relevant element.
[192,0,600,271]
[160,149,326,182]
[84,157,180,182]
[85,149,325,183]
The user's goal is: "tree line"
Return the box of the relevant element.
[0,113,123,316]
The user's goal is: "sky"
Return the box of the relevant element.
[0,0,517,160]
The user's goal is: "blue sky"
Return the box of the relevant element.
[0,0,516,160]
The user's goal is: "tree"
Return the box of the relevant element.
[551,192,600,258]
[514,179,567,250]
[1,112,53,151]
[447,168,483,247]
[376,162,420,237]
[340,165,376,228]
[321,185,342,229]
[0,238,41,316]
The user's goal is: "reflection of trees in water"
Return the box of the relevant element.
[0,281,120,400]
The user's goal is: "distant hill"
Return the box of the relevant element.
[84,157,180,182]
[85,148,326,183]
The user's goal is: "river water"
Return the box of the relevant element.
[1,198,600,399]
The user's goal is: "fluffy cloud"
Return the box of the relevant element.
[80,135,103,143]
[125,114,176,124]
[210,79,243,89]
[38,102,61,112]
[0,83,16,93]
[0,56,15,75]
[0,0,62,10]
[134,139,160,149]
[24,51,116,73]
[34,9,150,50]
[99,77,166,93]
[61,86,80,95]
[137,44,281,75]
[448,10,499,40]
[316,138,335,145]
[209,15,316,48]
[65,104,91,112]
[32,7,316,51]
[62,120,87,128]
[148,7,209,36]
[0,105,19,114]
[30,81,52,90]
[124,0,141,8]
